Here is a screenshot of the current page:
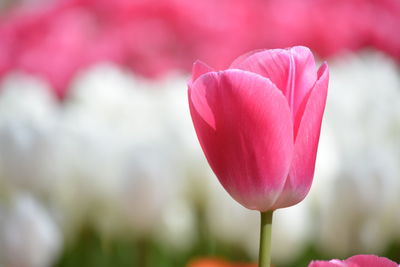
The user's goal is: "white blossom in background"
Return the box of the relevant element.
[0,193,62,267]
[205,175,259,255]
[46,64,141,237]
[0,72,59,197]
[0,49,398,264]
[45,64,196,250]
[49,64,165,236]
[314,51,400,256]
[156,198,197,251]
[156,76,215,206]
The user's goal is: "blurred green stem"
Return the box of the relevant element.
[258,210,273,267]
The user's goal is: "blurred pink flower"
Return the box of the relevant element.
[309,254,399,267]
[188,46,328,211]
[0,0,398,98]
[0,0,125,98]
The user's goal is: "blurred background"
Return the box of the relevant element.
[0,0,399,266]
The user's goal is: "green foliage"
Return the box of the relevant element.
[54,227,251,267]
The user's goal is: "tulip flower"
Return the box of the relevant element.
[309,254,399,267]
[188,46,329,267]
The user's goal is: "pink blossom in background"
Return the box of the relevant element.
[188,46,329,211]
[368,0,400,61]
[0,0,126,98]
[309,254,399,267]
[0,0,398,98]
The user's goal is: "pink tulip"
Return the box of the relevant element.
[188,46,329,211]
[309,254,399,267]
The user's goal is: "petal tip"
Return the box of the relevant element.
[317,62,329,79]
[190,60,213,84]
[290,45,314,56]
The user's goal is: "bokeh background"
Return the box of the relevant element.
[0,0,399,266]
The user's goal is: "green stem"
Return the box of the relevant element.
[258,210,273,267]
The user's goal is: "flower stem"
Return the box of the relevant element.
[258,210,273,267]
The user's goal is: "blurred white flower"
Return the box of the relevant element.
[0,72,59,196]
[0,49,398,264]
[0,193,62,267]
[156,199,197,251]
[48,64,163,235]
[205,175,259,257]
[271,203,312,265]
[314,51,400,256]
[47,65,195,248]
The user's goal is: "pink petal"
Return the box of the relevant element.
[228,48,266,67]
[230,46,317,124]
[188,69,293,211]
[346,255,398,267]
[271,63,328,210]
[309,255,399,267]
[189,60,214,85]
[308,260,347,267]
